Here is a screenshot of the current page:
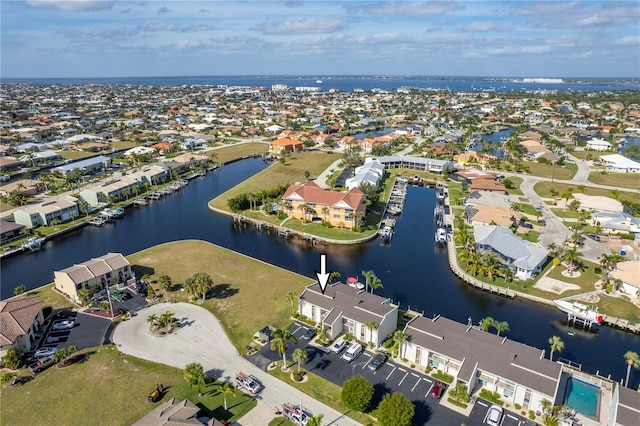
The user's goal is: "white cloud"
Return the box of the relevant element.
[25,0,115,11]
[614,36,640,46]
[344,1,463,17]
[462,21,512,32]
[253,18,348,35]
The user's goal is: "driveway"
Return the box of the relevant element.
[112,302,361,425]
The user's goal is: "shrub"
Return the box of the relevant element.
[514,403,522,410]
[479,389,504,405]
[341,375,374,412]
[410,364,416,369]
[425,365,433,374]
[1,348,22,370]
[529,410,536,420]
[376,392,415,426]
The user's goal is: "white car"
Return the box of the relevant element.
[51,320,75,331]
[485,404,503,426]
[34,347,58,358]
[331,338,348,354]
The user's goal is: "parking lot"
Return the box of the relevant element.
[36,311,112,355]
[248,321,468,425]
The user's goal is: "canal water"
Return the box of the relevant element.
[1,158,638,388]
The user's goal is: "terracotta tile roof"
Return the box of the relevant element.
[468,179,506,192]
[283,181,365,210]
[0,296,43,346]
[270,137,303,147]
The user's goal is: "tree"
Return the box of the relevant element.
[449,383,470,404]
[391,330,409,358]
[624,351,640,387]
[480,253,500,282]
[548,335,564,361]
[157,274,172,291]
[1,347,22,370]
[307,414,324,426]
[184,362,205,389]
[286,290,298,317]
[493,321,510,336]
[361,269,375,293]
[270,327,298,368]
[77,288,91,306]
[159,310,176,332]
[369,275,383,294]
[561,188,574,209]
[376,392,415,426]
[1,371,17,386]
[341,374,374,412]
[562,247,582,275]
[329,271,341,284]
[364,320,379,345]
[13,285,27,296]
[480,317,495,332]
[218,381,237,410]
[185,272,214,301]
[53,348,67,363]
[292,348,308,374]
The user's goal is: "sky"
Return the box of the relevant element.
[1,0,639,79]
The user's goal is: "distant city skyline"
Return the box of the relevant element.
[1,0,639,79]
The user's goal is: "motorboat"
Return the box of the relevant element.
[379,226,393,242]
[555,300,603,324]
[346,277,365,291]
[21,237,45,251]
[435,228,447,244]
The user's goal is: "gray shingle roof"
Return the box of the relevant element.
[474,225,549,271]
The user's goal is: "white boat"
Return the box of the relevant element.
[111,207,124,218]
[346,277,365,291]
[101,208,116,218]
[435,228,447,244]
[379,226,393,241]
[555,300,603,324]
[21,237,45,251]
[316,79,322,84]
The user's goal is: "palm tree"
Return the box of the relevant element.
[184,362,205,389]
[548,336,564,361]
[369,275,383,294]
[218,382,237,410]
[286,290,298,317]
[292,348,308,374]
[391,330,409,358]
[454,225,473,248]
[307,414,324,426]
[364,320,379,345]
[157,274,172,291]
[13,285,27,296]
[187,272,214,301]
[624,351,640,387]
[562,247,582,276]
[159,311,176,332]
[270,327,298,368]
[298,203,308,221]
[361,269,375,293]
[329,271,341,284]
[480,317,494,332]
[147,314,159,330]
[493,321,510,336]
[480,253,501,281]
[321,206,329,222]
[464,251,484,276]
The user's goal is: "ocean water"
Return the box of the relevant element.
[2,75,639,92]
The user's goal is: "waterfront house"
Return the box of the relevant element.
[586,138,612,151]
[0,220,25,243]
[79,176,140,206]
[467,179,507,193]
[54,253,132,303]
[127,164,168,187]
[281,181,366,229]
[599,154,640,173]
[609,260,640,298]
[465,204,522,228]
[613,385,640,426]
[298,282,398,347]
[473,225,549,280]
[0,297,45,357]
[13,196,80,228]
[374,155,453,174]
[401,315,562,413]
[345,159,385,189]
[268,137,303,155]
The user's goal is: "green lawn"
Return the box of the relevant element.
[268,363,375,425]
[127,240,314,352]
[534,182,640,205]
[0,345,256,425]
[524,162,577,180]
[594,295,640,324]
[209,142,269,164]
[550,208,582,219]
[588,172,640,190]
[504,177,524,196]
[514,203,539,217]
[516,230,540,243]
[14,283,74,311]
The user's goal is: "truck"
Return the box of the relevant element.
[235,372,263,395]
[279,403,310,425]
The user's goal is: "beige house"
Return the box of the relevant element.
[282,181,367,229]
[13,196,80,228]
[466,204,522,228]
[0,297,44,357]
[610,259,640,298]
[54,253,132,303]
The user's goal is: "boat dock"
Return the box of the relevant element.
[88,216,109,226]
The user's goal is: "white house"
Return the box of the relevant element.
[473,225,549,280]
[298,282,398,347]
[374,155,454,174]
[591,212,640,236]
[599,154,640,173]
[13,196,80,228]
[401,315,562,412]
[345,159,386,189]
[610,260,640,298]
[586,138,612,151]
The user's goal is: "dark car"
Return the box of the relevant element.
[368,352,386,371]
[301,328,316,340]
[587,233,600,241]
[121,292,132,300]
[429,380,446,399]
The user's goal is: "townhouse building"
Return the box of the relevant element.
[13,196,80,228]
[0,297,45,357]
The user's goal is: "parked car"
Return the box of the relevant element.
[0,174,10,182]
[121,291,132,300]
[301,327,316,340]
[235,372,263,395]
[51,320,75,331]
[485,404,504,426]
[587,233,600,241]
[367,352,386,371]
[341,343,363,362]
[429,380,446,399]
[331,338,348,354]
[34,347,58,358]
[45,336,61,344]
[28,356,55,375]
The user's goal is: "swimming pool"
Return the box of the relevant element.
[564,377,600,418]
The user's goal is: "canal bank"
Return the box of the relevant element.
[1,158,639,388]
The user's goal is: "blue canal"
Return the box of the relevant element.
[1,158,638,388]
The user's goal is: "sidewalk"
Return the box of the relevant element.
[112,302,362,425]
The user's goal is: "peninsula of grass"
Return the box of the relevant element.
[594,294,640,324]
[208,142,268,164]
[268,363,374,425]
[0,345,256,426]
[126,240,314,351]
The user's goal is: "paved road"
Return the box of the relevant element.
[112,302,362,426]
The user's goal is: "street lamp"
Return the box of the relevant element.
[551,161,556,183]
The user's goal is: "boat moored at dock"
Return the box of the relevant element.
[555,300,604,329]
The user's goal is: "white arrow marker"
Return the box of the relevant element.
[315,254,331,295]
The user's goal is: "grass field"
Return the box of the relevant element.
[524,162,577,180]
[209,142,269,164]
[534,181,640,204]
[0,345,256,425]
[15,283,74,311]
[127,240,314,352]
[587,171,640,190]
[594,295,640,324]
